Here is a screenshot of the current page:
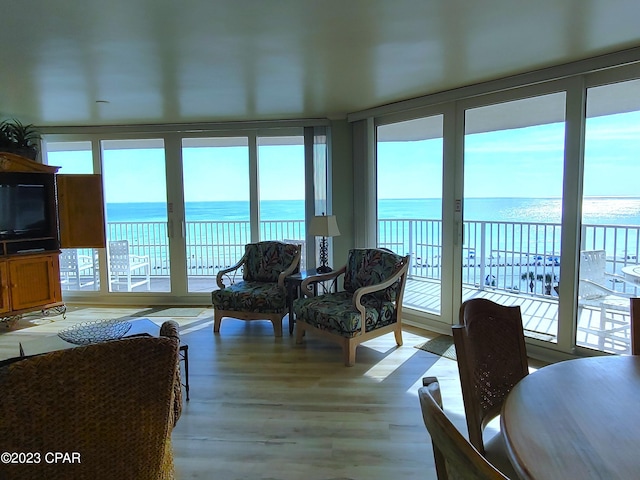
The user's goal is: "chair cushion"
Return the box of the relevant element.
[212,281,287,314]
[293,292,397,338]
[343,248,404,301]
[243,241,299,283]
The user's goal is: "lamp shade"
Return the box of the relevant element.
[308,215,341,237]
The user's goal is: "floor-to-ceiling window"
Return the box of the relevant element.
[376,115,444,316]
[577,78,640,353]
[102,139,168,293]
[462,92,566,344]
[257,134,306,245]
[355,57,640,359]
[42,123,327,301]
[182,137,250,293]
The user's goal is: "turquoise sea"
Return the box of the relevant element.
[106,197,640,226]
[103,197,640,292]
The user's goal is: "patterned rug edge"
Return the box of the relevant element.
[414,335,457,361]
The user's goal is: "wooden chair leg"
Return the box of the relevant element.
[213,312,222,333]
[295,322,305,344]
[179,344,190,401]
[344,340,357,367]
[394,326,403,346]
[271,316,283,337]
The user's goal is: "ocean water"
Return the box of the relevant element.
[106,197,640,226]
[103,197,640,291]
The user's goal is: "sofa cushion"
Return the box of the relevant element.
[212,281,287,314]
[243,241,299,283]
[293,292,397,338]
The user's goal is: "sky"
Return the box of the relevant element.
[377,111,640,200]
[48,110,640,204]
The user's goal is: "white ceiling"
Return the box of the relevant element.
[2,0,640,128]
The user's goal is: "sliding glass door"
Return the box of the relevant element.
[181,137,250,293]
[43,125,325,301]
[102,139,168,293]
[463,92,566,344]
[376,115,444,316]
[577,78,640,353]
[257,134,306,251]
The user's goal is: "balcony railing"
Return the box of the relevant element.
[95,218,640,299]
[59,217,640,353]
[379,218,640,298]
[106,220,306,277]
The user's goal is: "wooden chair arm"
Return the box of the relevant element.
[300,266,346,297]
[352,256,410,334]
[216,253,247,288]
[277,246,302,286]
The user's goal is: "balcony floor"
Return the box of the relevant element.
[404,275,631,354]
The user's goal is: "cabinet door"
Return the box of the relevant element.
[0,261,9,315]
[8,254,62,311]
[57,174,106,249]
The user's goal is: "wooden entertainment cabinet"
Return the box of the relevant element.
[0,253,62,319]
[0,152,105,324]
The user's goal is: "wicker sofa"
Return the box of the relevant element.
[0,321,182,480]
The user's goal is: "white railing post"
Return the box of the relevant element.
[479,222,487,291]
[408,220,415,273]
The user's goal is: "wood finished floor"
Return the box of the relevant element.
[0,307,484,480]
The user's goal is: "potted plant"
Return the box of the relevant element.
[0,118,41,160]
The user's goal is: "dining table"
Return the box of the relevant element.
[501,355,640,480]
[621,264,640,286]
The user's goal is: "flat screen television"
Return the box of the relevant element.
[0,180,51,240]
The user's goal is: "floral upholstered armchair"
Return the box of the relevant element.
[293,248,410,366]
[211,241,301,337]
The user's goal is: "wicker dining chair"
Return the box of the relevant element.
[452,298,528,477]
[0,321,182,480]
[418,377,509,480]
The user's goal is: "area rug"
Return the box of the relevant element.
[0,305,88,333]
[0,315,56,332]
[415,335,457,361]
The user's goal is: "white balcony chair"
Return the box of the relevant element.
[108,240,151,291]
[59,249,97,289]
[579,249,635,351]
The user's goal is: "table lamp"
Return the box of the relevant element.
[308,214,341,273]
